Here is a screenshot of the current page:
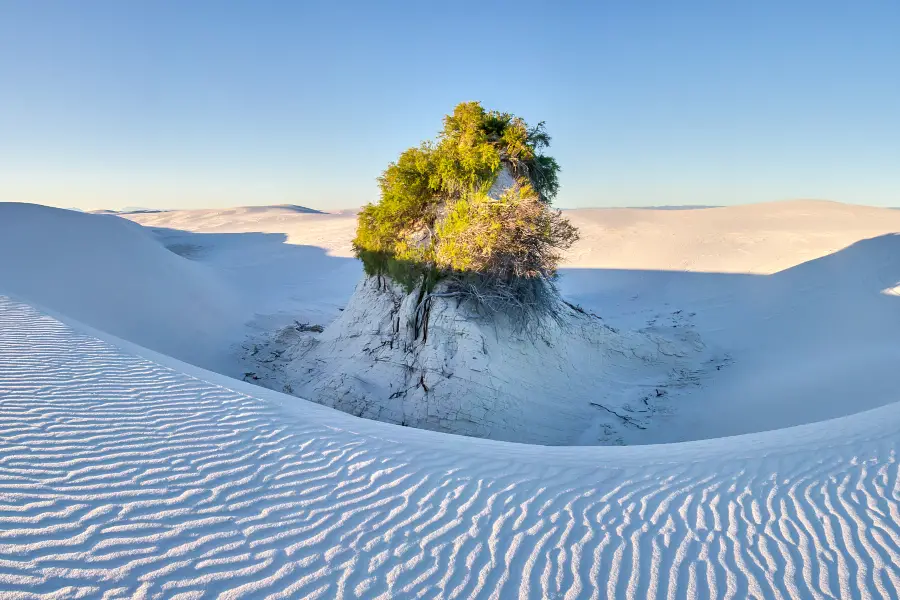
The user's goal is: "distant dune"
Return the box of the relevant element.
[622,204,720,210]
[123,199,900,273]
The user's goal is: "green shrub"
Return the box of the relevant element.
[435,185,578,278]
[353,101,577,305]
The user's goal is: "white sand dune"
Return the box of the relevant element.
[123,200,900,443]
[128,205,357,259]
[0,203,245,370]
[5,200,900,443]
[127,199,900,274]
[3,199,900,596]
[564,199,900,273]
[3,294,900,598]
[6,200,900,442]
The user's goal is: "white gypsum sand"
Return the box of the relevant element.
[1,294,900,598]
[5,200,900,444]
[121,199,900,444]
[242,274,724,445]
[4,199,900,596]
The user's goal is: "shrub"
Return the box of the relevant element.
[353,101,578,312]
[435,184,578,278]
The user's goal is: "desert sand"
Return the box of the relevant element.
[2,199,900,597]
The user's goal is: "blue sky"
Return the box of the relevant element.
[1,1,898,210]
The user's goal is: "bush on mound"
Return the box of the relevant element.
[353,102,578,315]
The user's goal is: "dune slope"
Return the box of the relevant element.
[0,203,244,369]
[114,200,900,442]
[6,200,900,445]
[2,294,900,598]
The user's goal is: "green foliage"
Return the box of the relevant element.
[356,249,439,294]
[434,195,497,273]
[435,185,578,279]
[355,144,440,255]
[530,154,560,201]
[352,101,574,297]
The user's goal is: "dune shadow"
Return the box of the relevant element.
[145,226,357,272]
[143,226,900,344]
[558,233,900,442]
[140,226,362,328]
[136,224,900,443]
[559,233,900,314]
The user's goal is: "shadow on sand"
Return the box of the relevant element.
[140,224,900,443]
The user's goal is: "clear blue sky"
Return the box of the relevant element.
[1,0,898,210]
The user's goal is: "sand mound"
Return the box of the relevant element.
[242,276,727,445]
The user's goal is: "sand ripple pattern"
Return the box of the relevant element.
[1,296,900,599]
